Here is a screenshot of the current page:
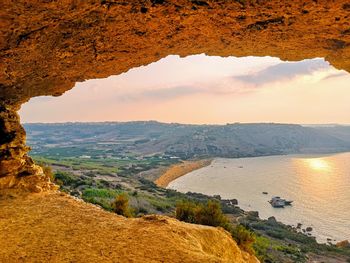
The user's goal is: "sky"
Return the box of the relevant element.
[19,54,350,124]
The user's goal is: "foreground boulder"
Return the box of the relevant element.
[0,190,259,263]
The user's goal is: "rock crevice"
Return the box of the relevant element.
[0,105,56,191]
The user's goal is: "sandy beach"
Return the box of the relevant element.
[155,159,212,188]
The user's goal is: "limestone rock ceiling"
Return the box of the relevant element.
[1,0,350,109]
[0,0,350,190]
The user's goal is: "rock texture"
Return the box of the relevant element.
[1,1,350,186]
[0,2,348,261]
[0,105,56,191]
[1,0,350,108]
[0,190,259,262]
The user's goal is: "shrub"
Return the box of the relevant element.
[176,200,256,254]
[195,200,232,231]
[54,171,78,186]
[175,200,198,223]
[42,164,55,181]
[81,188,119,210]
[112,194,133,217]
[253,235,271,262]
[175,200,231,231]
[231,225,256,254]
[83,188,117,199]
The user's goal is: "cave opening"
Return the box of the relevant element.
[2,1,350,261]
[2,54,350,192]
[12,54,350,246]
[19,54,350,125]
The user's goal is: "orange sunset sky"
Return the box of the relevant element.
[20,55,350,125]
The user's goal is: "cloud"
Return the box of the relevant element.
[233,59,330,86]
[141,86,201,99]
[321,72,348,81]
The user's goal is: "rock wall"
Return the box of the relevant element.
[1,0,350,189]
[1,0,350,107]
[0,105,56,191]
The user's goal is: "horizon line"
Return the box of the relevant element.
[22,120,350,127]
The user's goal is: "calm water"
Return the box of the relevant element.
[168,152,350,243]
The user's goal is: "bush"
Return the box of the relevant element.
[54,171,78,186]
[195,200,232,231]
[175,200,198,223]
[83,188,118,199]
[112,194,133,217]
[253,235,272,262]
[42,165,55,181]
[175,200,231,231]
[231,225,256,254]
[82,188,119,210]
[176,200,256,254]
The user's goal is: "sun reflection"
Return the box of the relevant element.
[305,158,330,171]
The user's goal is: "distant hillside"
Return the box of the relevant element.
[312,126,350,144]
[24,122,350,159]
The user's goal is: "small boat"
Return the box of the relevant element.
[269,197,285,208]
[284,200,293,206]
[269,196,293,208]
[262,191,268,195]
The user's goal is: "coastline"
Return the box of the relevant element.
[165,153,350,244]
[154,159,213,188]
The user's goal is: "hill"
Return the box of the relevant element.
[24,122,350,159]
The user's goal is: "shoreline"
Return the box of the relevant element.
[153,151,349,188]
[154,159,213,188]
[164,154,350,245]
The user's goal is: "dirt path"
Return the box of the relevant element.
[0,189,257,263]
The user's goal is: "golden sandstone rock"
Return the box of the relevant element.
[1,0,350,108]
[1,1,350,189]
[0,190,259,262]
[0,1,349,261]
[1,0,350,189]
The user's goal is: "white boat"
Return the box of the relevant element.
[269,196,293,208]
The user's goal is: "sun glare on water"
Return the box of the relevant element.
[305,158,330,171]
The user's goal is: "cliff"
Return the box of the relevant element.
[0,189,258,263]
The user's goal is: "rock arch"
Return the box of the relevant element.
[1,0,350,189]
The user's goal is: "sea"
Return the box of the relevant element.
[168,152,350,243]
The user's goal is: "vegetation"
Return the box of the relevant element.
[176,200,231,230]
[112,194,133,217]
[231,225,256,254]
[82,188,120,210]
[26,122,350,263]
[175,200,255,254]
[41,163,55,181]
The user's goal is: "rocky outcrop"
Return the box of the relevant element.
[0,190,259,262]
[1,0,350,108]
[1,1,350,189]
[0,105,56,191]
[1,2,349,261]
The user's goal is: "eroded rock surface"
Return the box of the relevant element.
[0,190,259,263]
[1,1,350,187]
[0,106,56,191]
[0,2,348,261]
[1,0,350,108]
